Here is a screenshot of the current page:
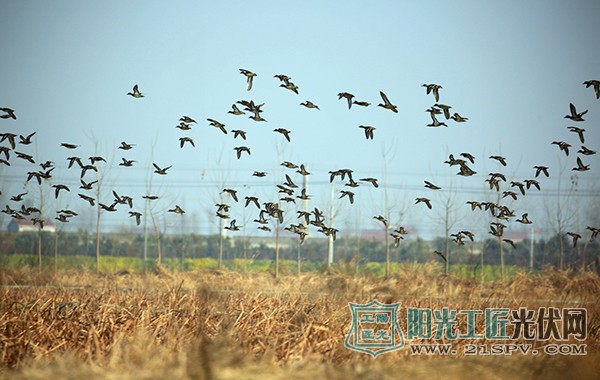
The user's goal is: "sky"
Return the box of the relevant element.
[1,0,599,241]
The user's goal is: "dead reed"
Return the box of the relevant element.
[0,264,599,379]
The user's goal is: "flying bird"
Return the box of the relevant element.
[153,163,172,175]
[434,250,447,262]
[415,197,432,209]
[568,126,586,144]
[337,92,355,109]
[424,180,441,190]
[228,104,245,115]
[231,129,247,140]
[359,125,375,140]
[578,146,596,156]
[52,184,70,198]
[0,107,17,119]
[179,137,195,148]
[239,69,256,91]
[490,155,507,166]
[300,101,320,110]
[127,84,144,98]
[274,128,291,142]
[534,165,549,178]
[377,91,398,113]
[360,177,379,188]
[564,103,587,122]
[450,113,468,122]
[234,146,251,159]
[566,231,581,247]
[572,156,590,172]
[168,205,185,215]
[583,80,600,99]
[340,190,355,204]
[118,141,135,150]
[552,141,571,156]
[19,132,36,145]
[61,143,79,149]
[222,188,238,202]
[129,211,142,226]
[423,84,442,102]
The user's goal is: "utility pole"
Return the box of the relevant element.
[327,183,335,266]
[529,227,534,272]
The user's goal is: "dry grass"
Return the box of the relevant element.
[1,264,599,379]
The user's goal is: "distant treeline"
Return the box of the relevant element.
[0,230,598,271]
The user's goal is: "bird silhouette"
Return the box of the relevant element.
[234,146,251,159]
[337,92,355,109]
[566,232,581,247]
[228,104,245,115]
[568,126,585,144]
[207,118,227,134]
[0,107,17,119]
[502,239,516,249]
[179,116,196,124]
[19,132,36,145]
[118,141,135,150]
[78,193,95,206]
[572,156,590,172]
[377,91,398,113]
[460,152,475,164]
[490,155,507,166]
[222,188,238,202]
[415,197,432,209]
[168,205,185,215]
[231,129,247,140]
[239,69,256,91]
[534,166,549,178]
[52,184,70,198]
[578,146,596,156]
[119,158,136,167]
[153,163,172,175]
[179,137,195,148]
[296,164,310,176]
[225,219,241,231]
[450,113,468,122]
[564,103,587,121]
[516,213,532,224]
[300,101,319,109]
[583,80,600,99]
[359,125,375,140]
[434,104,451,119]
[552,141,571,156]
[340,190,355,204]
[61,143,79,149]
[423,84,442,102]
[127,84,144,98]
[524,179,541,191]
[360,177,379,188]
[129,211,142,226]
[434,250,447,262]
[424,180,441,190]
[244,196,260,209]
[274,128,291,142]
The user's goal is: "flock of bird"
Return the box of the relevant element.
[1,74,599,265]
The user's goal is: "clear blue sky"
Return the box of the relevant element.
[1,1,599,240]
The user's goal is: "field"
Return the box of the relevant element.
[1,264,599,379]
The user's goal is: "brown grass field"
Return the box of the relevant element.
[1,264,599,379]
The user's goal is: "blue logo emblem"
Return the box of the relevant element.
[344,300,405,357]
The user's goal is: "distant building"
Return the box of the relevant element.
[7,218,56,233]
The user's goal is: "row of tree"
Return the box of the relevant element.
[1,229,598,272]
